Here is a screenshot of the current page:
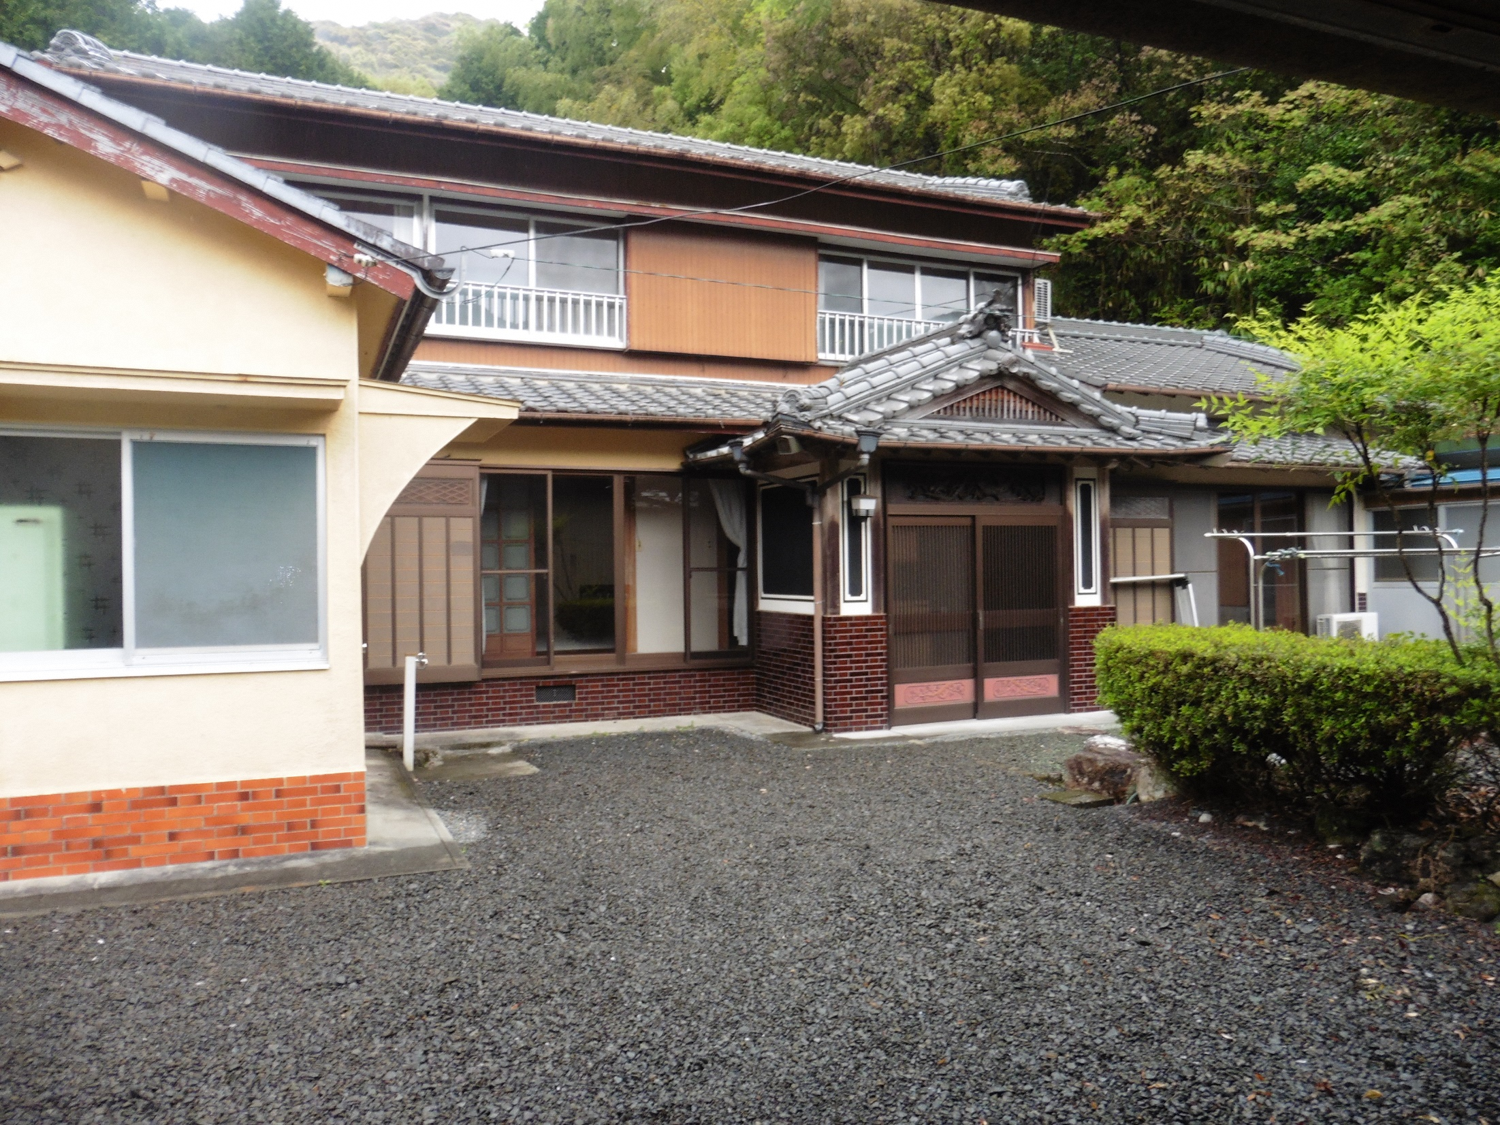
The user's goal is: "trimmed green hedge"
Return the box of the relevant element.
[1094,625,1500,822]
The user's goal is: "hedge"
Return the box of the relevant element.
[1094,624,1500,822]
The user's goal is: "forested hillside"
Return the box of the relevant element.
[8,0,1500,329]
[312,13,494,96]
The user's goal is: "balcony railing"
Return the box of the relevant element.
[817,311,946,362]
[429,282,627,347]
[817,310,1045,362]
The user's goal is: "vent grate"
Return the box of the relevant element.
[932,386,1066,424]
[395,477,473,507]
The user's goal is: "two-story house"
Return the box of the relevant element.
[39,31,1371,738]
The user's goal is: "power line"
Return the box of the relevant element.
[369,66,1251,273]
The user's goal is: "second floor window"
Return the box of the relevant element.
[818,254,1017,323]
[434,208,620,295]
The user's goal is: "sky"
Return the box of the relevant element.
[168,0,547,26]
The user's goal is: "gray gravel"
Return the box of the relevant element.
[3,728,1498,1123]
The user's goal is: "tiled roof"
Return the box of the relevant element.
[1229,433,1370,468]
[2,35,438,276]
[403,363,784,422]
[760,309,1225,455]
[38,31,1068,214]
[1047,318,1297,397]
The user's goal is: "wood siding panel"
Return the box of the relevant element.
[626,225,818,361]
[363,460,481,684]
[1112,524,1174,626]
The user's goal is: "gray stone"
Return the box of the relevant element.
[1447,881,1500,922]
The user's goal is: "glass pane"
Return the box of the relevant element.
[690,569,747,653]
[1258,491,1303,631]
[921,268,969,323]
[867,263,917,319]
[482,474,548,662]
[760,486,813,597]
[535,221,619,294]
[0,435,122,651]
[315,193,416,244]
[553,476,614,653]
[132,441,319,648]
[844,479,865,600]
[1441,502,1500,585]
[1373,508,1442,583]
[434,208,531,287]
[818,255,862,313]
[1076,481,1096,592]
[628,475,683,654]
[974,273,1018,313]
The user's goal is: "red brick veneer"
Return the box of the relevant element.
[365,668,755,734]
[823,614,889,732]
[1068,605,1118,710]
[754,611,815,726]
[0,772,365,882]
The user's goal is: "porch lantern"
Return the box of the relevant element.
[855,428,881,456]
[849,494,878,520]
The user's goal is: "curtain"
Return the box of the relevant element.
[708,479,750,646]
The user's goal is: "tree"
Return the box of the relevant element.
[1225,281,1500,662]
[1,0,367,86]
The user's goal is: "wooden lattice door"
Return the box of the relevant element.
[977,518,1065,717]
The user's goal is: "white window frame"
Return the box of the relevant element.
[428,203,623,295]
[756,482,816,614]
[841,476,871,608]
[816,250,1022,322]
[0,426,328,682]
[1074,474,1101,605]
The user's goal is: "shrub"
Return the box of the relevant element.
[1094,624,1500,824]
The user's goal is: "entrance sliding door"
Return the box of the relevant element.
[889,518,975,723]
[978,519,1065,717]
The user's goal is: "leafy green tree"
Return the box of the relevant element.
[1049,83,1500,327]
[1,0,366,85]
[1226,281,1500,661]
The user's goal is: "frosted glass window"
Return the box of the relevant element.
[435,208,531,287]
[0,436,122,651]
[132,441,319,648]
[818,256,863,313]
[867,264,917,319]
[535,221,620,294]
[922,269,969,322]
[629,476,684,654]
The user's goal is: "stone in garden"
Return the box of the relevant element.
[1446,881,1500,922]
[1359,829,1428,883]
[1064,745,1142,800]
[1085,734,1133,755]
[1412,892,1442,911]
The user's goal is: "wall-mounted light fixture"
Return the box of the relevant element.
[855,429,881,456]
[850,494,878,520]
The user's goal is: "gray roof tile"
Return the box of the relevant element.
[38,31,1071,213]
[1046,318,1297,396]
[403,363,784,422]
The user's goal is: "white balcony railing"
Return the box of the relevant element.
[817,310,1047,362]
[429,282,627,347]
[817,311,946,362]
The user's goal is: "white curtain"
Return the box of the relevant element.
[708,479,750,646]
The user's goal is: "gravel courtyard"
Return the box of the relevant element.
[3,727,1498,1124]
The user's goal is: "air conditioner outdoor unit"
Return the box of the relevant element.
[1316,612,1378,640]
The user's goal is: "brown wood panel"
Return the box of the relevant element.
[364,460,482,684]
[626,224,818,362]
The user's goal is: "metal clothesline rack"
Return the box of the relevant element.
[1204,528,1500,631]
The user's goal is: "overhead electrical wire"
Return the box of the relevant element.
[370,63,1251,286]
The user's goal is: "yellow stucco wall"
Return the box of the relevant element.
[0,119,515,798]
[0,119,356,381]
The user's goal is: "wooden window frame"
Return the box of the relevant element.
[477,469,754,678]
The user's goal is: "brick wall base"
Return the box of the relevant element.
[0,772,365,883]
[755,612,815,727]
[1068,605,1118,711]
[824,614,889,732]
[365,668,756,734]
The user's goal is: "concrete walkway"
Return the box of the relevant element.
[0,750,465,917]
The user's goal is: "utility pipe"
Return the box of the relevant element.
[402,651,428,773]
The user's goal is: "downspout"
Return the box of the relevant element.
[812,484,825,732]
